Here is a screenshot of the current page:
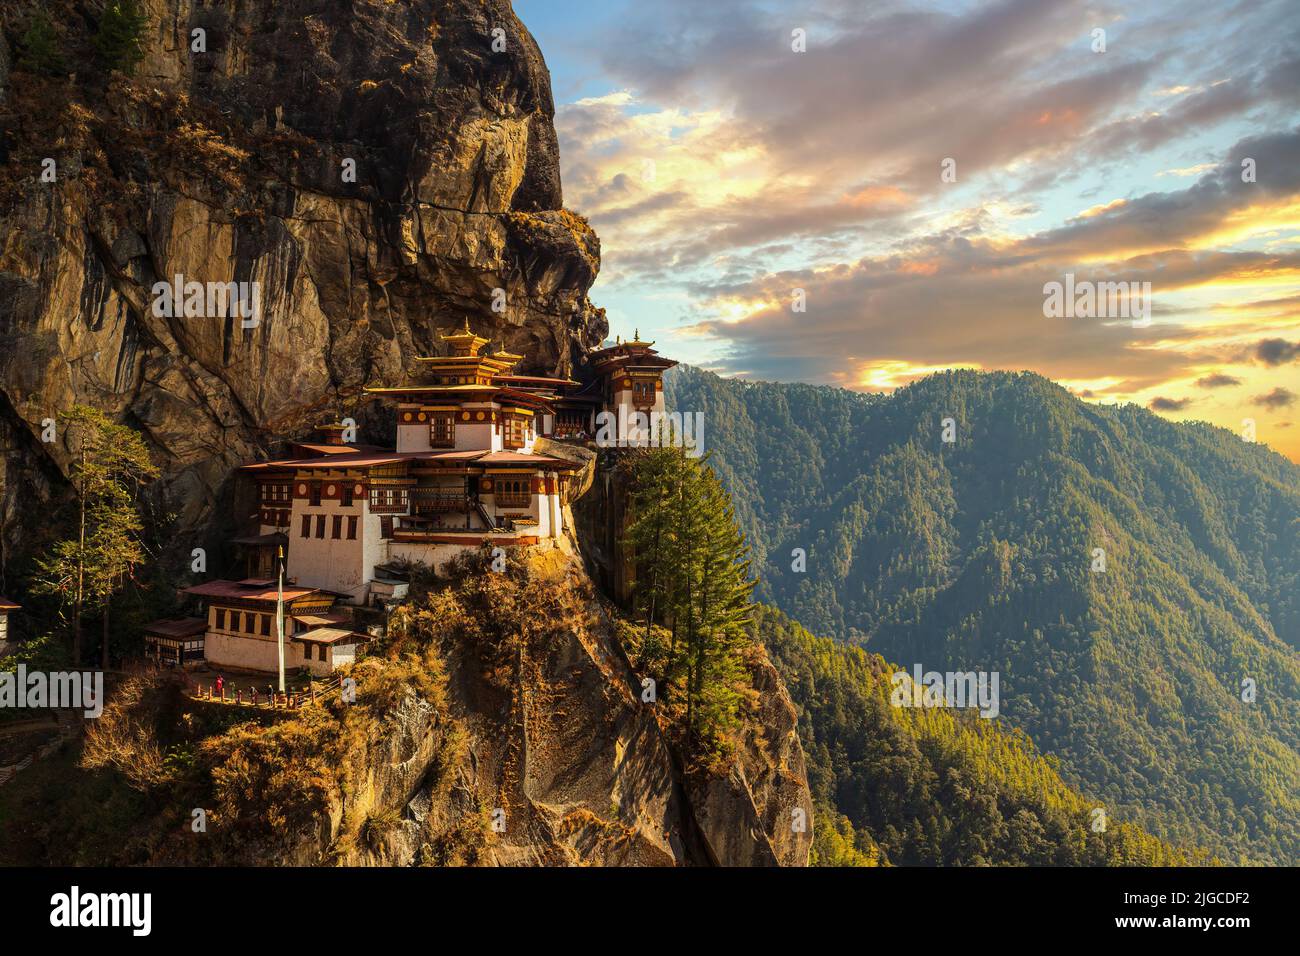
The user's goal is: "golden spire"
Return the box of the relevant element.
[491,335,524,364]
[439,316,489,357]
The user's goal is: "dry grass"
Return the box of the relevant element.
[80,674,176,791]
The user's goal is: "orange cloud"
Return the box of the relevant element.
[842,185,910,211]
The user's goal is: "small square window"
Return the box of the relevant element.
[430,414,455,448]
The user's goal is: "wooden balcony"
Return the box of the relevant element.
[411,489,473,512]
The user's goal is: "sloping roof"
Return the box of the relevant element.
[591,352,678,374]
[416,450,488,462]
[290,442,387,456]
[183,580,321,603]
[495,374,581,387]
[496,387,557,410]
[477,451,582,469]
[291,613,350,627]
[144,617,208,638]
[363,384,555,411]
[365,384,499,394]
[244,447,581,473]
[557,377,605,403]
[241,452,409,472]
[294,626,366,645]
[230,533,288,546]
[0,595,19,611]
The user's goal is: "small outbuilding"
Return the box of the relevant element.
[143,617,208,668]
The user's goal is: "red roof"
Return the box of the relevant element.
[292,612,350,627]
[294,627,368,645]
[243,448,580,472]
[0,595,19,611]
[291,442,387,456]
[242,452,409,472]
[183,580,321,603]
[418,450,488,462]
[590,351,677,374]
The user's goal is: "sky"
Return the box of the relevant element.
[514,0,1300,461]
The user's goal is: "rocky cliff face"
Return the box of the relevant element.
[294,550,811,867]
[323,550,813,867]
[31,548,810,867]
[0,0,606,563]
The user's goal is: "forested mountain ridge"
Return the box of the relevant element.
[666,365,1300,864]
[754,605,1203,865]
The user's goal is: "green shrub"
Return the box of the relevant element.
[17,9,65,76]
[93,0,149,75]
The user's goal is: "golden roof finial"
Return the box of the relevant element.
[437,316,490,357]
[440,316,486,342]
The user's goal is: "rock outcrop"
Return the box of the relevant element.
[398,553,805,865]
[95,550,812,868]
[0,0,606,563]
[316,550,813,867]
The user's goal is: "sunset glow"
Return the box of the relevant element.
[519,0,1300,461]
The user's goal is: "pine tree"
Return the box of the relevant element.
[17,8,65,76]
[93,0,149,75]
[625,444,755,749]
[622,445,678,680]
[34,405,159,665]
[689,467,755,740]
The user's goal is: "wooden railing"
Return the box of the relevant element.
[191,674,345,710]
[410,489,472,512]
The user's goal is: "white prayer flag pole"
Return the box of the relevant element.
[276,545,286,693]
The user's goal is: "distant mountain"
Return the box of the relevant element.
[667,365,1300,864]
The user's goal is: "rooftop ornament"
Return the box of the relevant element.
[439,316,490,357]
